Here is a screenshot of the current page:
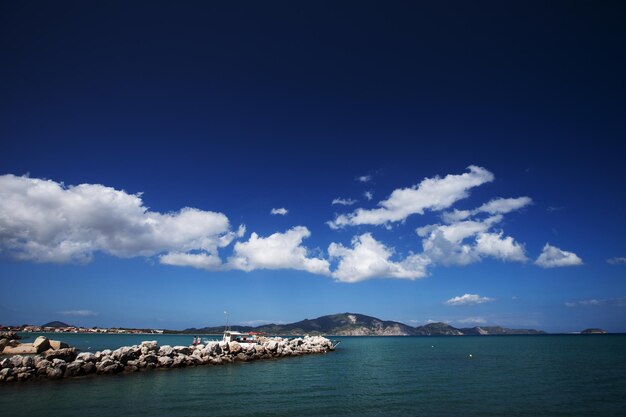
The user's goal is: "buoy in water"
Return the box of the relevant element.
[469,353,473,358]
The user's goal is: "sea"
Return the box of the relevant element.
[1,333,625,416]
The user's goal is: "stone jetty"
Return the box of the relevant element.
[0,335,336,383]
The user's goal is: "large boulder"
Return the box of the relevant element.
[173,346,192,355]
[76,352,96,363]
[158,356,173,367]
[64,360,84,377]
[44,347,77,362]
[21,355,36,369]
[49,340,70,350]
[3,344,38,355]
[228,341,242,354]
[33,336,51,353]
[0,338,8,353]
[159,345,174,356]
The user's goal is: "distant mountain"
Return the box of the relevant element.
[42,321,72,328]
[414,322,464,336]
[460,326,546,335]
[184,313,416,336]
[180,313,546,336]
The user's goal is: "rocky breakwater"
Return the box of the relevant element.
[0,335,336,383]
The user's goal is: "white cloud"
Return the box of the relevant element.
[0,174,236,264]
[566,297,626,307]
[332,197,357,206]
[270,207,288,216]
[58,310,98,317]
[329,166,494,228]
[356,175,372,183]
[456,317,487,325]
[474,232,527,262]
[445,293,495,306]
[442,196,532,223]
[227,226,330,275]
[607,257,626,265]
[364,191,374,201]
[160,252,222,270]
[535,244,583,268]
[565,299,601,307]
[237,319,284,326]
[328,233,430,283]
[417,216,527,266]
[475,197,533,215]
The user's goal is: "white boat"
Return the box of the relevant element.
[222,330,258,348]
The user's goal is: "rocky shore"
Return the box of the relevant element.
[0,335,336,383]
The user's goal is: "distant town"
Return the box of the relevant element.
[0,321,164,335]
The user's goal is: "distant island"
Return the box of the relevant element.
[179,313,547,336]
[580,328,608,334]
[7,313,613,336]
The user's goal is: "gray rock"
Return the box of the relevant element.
[82,362,96,374]
[76,352,96,362]
[21,356,35,369]
[228,341,242,354]
[45,348,77,362]
[64,360,84,377]
[173,346,192,355]
[9,355,23,368]
[159,345,174,356]
[46,366,63,379]
[158,356,173,367]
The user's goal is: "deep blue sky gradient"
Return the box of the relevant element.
[1,1,625,331]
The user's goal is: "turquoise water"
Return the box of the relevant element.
[1,334,625,416]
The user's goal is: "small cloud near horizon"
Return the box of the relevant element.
[58,310,98,317]
[607,257,626,265]
[565,297,626,307]
[445,293,495,306]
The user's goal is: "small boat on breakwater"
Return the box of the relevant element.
[0,334,337,383]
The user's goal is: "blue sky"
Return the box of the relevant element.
[1,1,625,332]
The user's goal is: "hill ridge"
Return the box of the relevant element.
[180,313,545,336]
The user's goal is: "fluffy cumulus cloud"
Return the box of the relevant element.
[445,293,495,306]
[417,215,527,266]
[535,244,583,268]
[328,233,430,283]
[227,226,330,275]
[0,174,237,264]
[270,207,288,216]
[328,165,494,228]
